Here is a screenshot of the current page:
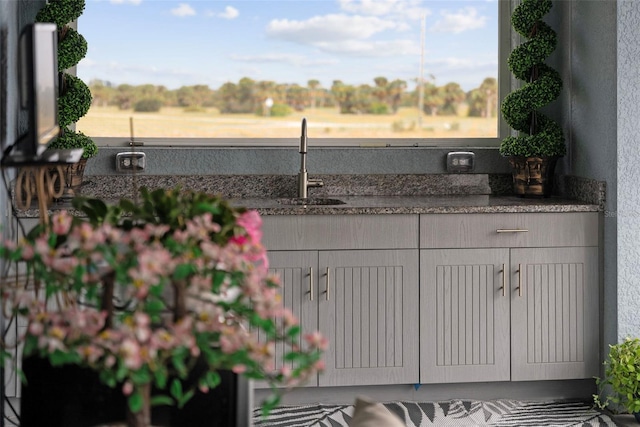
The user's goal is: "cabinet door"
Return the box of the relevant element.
[255,250,319,388]
[318,250,419,386]
[510,247,599,381]
[420,249,511,383]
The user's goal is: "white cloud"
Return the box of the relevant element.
[337,0,430,22]
[171,3,196,17]
[219,6,239,19]
[204,5,239,20]
[267,14,399,43]
[431,7,487,34]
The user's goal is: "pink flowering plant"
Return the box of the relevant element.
[0,187,326,427]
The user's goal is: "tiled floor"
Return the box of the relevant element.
[5,398,635,426]
[610,413,637,426]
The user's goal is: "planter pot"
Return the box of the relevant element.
[508,156,558,198]
[61,157,88,189]
[20,356,251,427]
[50,158,88,198]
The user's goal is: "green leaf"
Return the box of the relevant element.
[171,348,189,377]
[177,390,195,409]
[128,390,143,413]
[150,395,174,407]
[131,369,151,385]
[284,352,303,362]
[170,379,183,400]
[17,369,27,386]
[204,371,221,389]
[173,264,196,280]
[145,299,166,315]
[287,325,301,339]
[71,197,109,224]
[154,369,168,389]
[212,271,226,290]
[0,349,13,365]
[261,394,281,418]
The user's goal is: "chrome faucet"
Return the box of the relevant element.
[298,118,323,198]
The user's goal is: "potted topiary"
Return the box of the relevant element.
[594,338,640,421]
[500,0,565,197]
[36,0,98,192]
[0,188,326,427]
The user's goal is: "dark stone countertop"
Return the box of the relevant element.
[16,195,599,219]
[232,195,598,215]
[13,173,603,218]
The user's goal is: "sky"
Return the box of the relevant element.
[77,0,498,92]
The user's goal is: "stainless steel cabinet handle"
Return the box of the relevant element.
[517,264,522,297]
[309,267,314,301]
[501,263,506,297]
[496,229,529,233]
[324,268,330,301]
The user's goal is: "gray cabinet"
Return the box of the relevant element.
[419,213,600,383]
[318,249,419,386]
[510,247,599,381]
[420,248,510,383]
[262,249,419,388]
[258,215,420,388]
[258,212,600,388]
[262,251,319,388]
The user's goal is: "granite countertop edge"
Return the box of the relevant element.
[17,195,600,218]
[240,196,600,215]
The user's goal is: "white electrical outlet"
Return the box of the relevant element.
[116,152,146,172]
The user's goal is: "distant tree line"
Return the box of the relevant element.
[88,76,498,118]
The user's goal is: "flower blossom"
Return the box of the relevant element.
[51,211,73,235]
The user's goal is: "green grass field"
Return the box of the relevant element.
[76,106,497,139]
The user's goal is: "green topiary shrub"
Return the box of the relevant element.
[36,0,85,27]
[499,0,565,158]
[37,0,97,159]
[47,130,97,159]
[58,74,92,127]
[57,27,87,71]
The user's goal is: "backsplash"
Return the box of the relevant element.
[493,174,605,210]
[77,173,493,201]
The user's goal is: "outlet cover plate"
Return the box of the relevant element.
[446,151,475,173]
[116,152,146,172]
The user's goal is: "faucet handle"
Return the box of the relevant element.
[308,178,324,188]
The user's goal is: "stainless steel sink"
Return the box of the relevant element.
[276,197,346,206]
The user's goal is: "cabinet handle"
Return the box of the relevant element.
[324,268,330,301]
[308,267,314,301]
[500,263,506,297]
[496,229,529,233]
[517,264,522,297]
